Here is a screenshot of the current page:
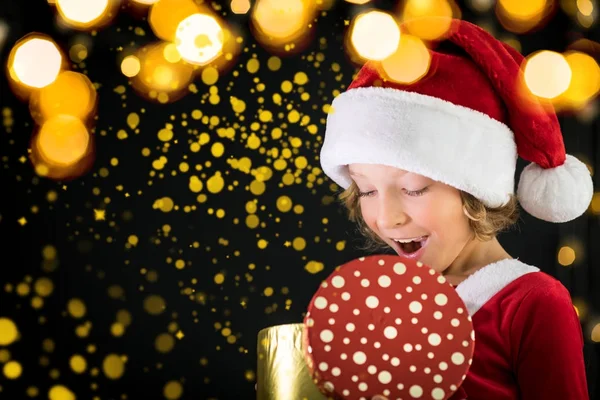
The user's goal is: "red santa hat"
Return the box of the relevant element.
[320,18,593,223]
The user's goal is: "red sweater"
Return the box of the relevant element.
[449,258,588,400]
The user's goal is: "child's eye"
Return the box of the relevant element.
[357,190,375,198]
[405,187,429,197]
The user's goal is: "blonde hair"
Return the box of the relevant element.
[338,181,520,253]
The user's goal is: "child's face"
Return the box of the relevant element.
[348,163,474,274]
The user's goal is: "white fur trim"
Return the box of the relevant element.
[320,87,518,207]
[455,259,540,316]
[517,154,594,223]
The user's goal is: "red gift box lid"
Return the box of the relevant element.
[303,254,474,400]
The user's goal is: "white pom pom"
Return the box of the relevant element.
[517,154,593,223]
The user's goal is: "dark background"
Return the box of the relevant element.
[0,0,599,399]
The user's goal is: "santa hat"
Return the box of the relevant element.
[320,17,593,223]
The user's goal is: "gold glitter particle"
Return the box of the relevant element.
[144,295,166,315]
[49,385,76,400]
[128,235,139,246]
[70,354,87,374]
[175,259,185,270]
[176,330,184,339]
[127,112,140,129]
[267,56,281,71]
[156,333,175,353]
[292,237,306,251]
[18,217,27,226]
[202,67,219,85]
[42,245,57,260]
[0,318,18,345]
[214,273,225,284]
[257,239,268,249]
[94,209,106,220]
[34,277,54,297]
[263,287,273,296]
[3,360,22,379]
[276,195,293,212]
[102,354,125,379]
[67,298,86,318]
[116,310,132,326]
[245,370,256,381]
[153,197,175,212]
[305,261,324,274]
[247,58,260,73]
[164,380,184,400]
[111,323,125,337]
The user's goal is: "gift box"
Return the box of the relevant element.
[256,323,335,400]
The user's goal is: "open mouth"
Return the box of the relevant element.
[391,236,429,258]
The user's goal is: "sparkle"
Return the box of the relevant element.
[94,209,106,221]
[176,330,184,340]
[18,217,27,226]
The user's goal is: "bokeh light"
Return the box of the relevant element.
[29,71,97,123]
[121,55,141,77]
[7,35,63,89]
[131,0,159,4]
[35,115,91,167]
[350,10,401,61]
[558,245,576,266]
[55,0,114,29]
[175,13,225,66]
[231,0,251,14]
[496,0,553,33]
[131,42,195,104]
[554,51,600,110]
[149,0,200,42]
[401,0,460,41]
[250,0,317,52]
[524,50,571,99]
[381,33,431,84]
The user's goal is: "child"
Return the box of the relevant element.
[319,18,593,400]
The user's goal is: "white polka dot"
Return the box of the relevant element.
[314,296,327,309]
[421,327,428,334]
[417,261,423,267]
[374,342,381,348]
[437,275,446,284]
[394,262,407,275]
[427,352,434,359]
[424,367,431,374]
[366,296,379,308]
[434,311,442,319]
[413,276,421,284]
[397,383,404,390]
[331,276,345,288]
[409,385,423,398]
[382,353,389,361]
[342,389,349,396]
[319,362,328,371]
[411,317,419,324]
[378,259,385,265]
[439,362,448,371]
[428,333,441,346]
[384,307,391,313]
[368,324,375,331]
[463,340,469,347]
[346,323,355,332]
[360,337,368,344]
[452,352,465,365]
[410,365,417,372]
[447,333,453,340]
[457,307,464,314]
[450,385,457,391]
[451,318,460,327]
[340,353,347,360]
[368,365,377,374]
[332,367,341,376]
[343,338,350,344]
[471,330,475,340]
[396,318,402,325]
[406,286,413,293]
[320,329,334,343]
[433,374,442,383]
[434,294,448,306]
[395,293,402,300]
[404,343,413,352]
[432,388,445,399]
[415,344,422,350]
[321,281,328,288]
[324,345,331,351]
[324,381,334,392]
[341,292,351,301]
[306,318,314,327]
[361,278,370,287]
[329,303,339,313]
[409,301,422,314]
[358,382,368,392]
[378,275,391,287]
[354,270,361,277]
[328,318,335,325]
[353,351,367,365]
[378,371,392,384]
[384,326,397,339]
[391,357,400,366]
[353,309,360,315]
[421,294,428,300]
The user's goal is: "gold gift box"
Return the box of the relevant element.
[256,323,335,400]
